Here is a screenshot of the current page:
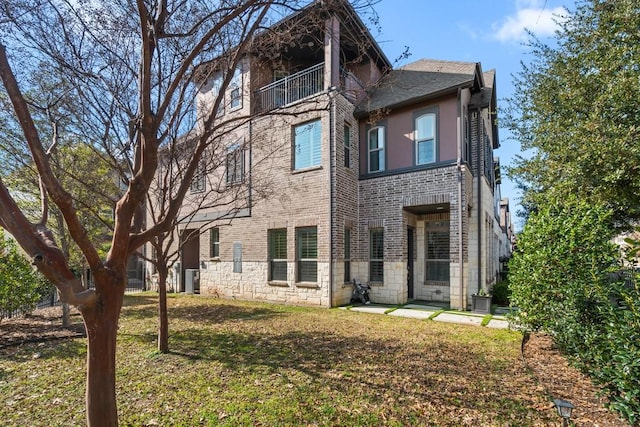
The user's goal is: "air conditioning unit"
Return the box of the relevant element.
[184,269,200,294]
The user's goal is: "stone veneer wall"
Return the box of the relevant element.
[199,261,330,306]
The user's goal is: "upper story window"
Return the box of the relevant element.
[484,131,495,188]
[229,66,242,110]
[368,126,385,173]
[344,124,351,168]
[464,110,471,165]
[294,119,321,170]
[415,113,436,165]
[190,162,205,194]
[208,74,224,116]
[226,143,245,185]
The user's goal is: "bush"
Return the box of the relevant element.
[508,198,639,424]
[491,280,510,306]
[0,230,53,320]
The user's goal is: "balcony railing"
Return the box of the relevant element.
[256,63,324,112]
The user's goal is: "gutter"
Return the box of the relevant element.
[476,108,482,295]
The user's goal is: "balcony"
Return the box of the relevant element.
[255,63,324,113]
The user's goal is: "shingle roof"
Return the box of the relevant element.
[470,69,496,109]
[355,59,481,117]
[401,59,478,75]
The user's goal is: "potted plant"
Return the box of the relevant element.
[472,288,492,314]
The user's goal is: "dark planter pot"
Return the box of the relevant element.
[472,294,492,314]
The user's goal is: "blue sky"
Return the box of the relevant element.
[373,0,573,228]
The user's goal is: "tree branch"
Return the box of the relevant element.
[0,43,103,271]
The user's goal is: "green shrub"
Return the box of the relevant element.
[0,230,53,319]
[491,280,510,306]
[508,198,640,424]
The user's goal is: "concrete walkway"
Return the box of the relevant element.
[340,301,511,330]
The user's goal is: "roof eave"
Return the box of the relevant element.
[354,82,472,119]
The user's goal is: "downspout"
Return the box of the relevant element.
[328,88,336,307]
[476,109,482,295]
[248,119,253,216]
[457,88,465,311]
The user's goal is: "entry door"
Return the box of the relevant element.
[181,230,200,292]
[407,227,415,299]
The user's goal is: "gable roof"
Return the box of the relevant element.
[469,69,499,148]
[469,69,496,109]
[355,59,483,118]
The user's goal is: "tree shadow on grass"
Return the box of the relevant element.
[0,339,86,362]
[163,325,541,423]
[122,301,282,325]
[167,303,282,324]
[122,294,160,308]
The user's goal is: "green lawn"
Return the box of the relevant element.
[0,293,556,426]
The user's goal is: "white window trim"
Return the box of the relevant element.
[296,227,318,283]
[293,119,322,171]
[415,113,436,165]
[209,227,220,259]
[368,126,385,173]
[229,65,243,111]
[268,229,287,282]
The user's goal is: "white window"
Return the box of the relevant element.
[294,120,321,170]
[368,127,385,172]
[229,66,242,110]
[210,74,224,115]
[416,114,436,164]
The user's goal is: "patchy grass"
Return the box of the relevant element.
[0,293,557,426]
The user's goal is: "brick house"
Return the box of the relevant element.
[147,0,510,310]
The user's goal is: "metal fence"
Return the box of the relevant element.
[1,270,147,320]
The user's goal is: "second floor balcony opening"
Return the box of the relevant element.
[256,63,325,112]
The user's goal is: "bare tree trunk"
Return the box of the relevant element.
[157,264,169,353]
[82,277,124,427]
[56,213,72,327]
[62,303,70,327]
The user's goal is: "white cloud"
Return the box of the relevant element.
[493,3,567,43]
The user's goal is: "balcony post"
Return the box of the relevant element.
[324,16,340,89]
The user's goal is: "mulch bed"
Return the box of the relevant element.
[0,306,85,351]
[522,333,628,426]
[0,307,630,425]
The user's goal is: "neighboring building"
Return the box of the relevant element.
[147,0,512,309]
[499,197,515,274]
